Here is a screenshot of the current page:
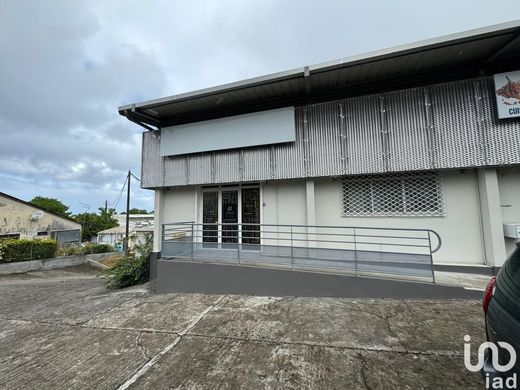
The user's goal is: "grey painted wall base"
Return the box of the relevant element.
[150,251,160,280]
[156,260,480,299]
[0,252,117,275]
[433,263,500,276]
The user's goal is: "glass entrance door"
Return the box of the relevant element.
[201,186,260,248]
[241,188,260,247]
[202,191,218,246]
[221,190,238,244]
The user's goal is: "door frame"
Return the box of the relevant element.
[198,183,262,246]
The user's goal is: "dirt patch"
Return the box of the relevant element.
[99,255,127,268]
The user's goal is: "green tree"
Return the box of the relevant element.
[122,208,149,214]
[30,196,71,217]
[75,208,118,241]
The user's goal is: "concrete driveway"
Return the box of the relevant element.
[0,266,485,389]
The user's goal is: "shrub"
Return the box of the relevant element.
[105,235,152,289]
[105,255,149,289]
[0,239,58,263]
[81,243,114,255]
[55,243,115,257]
[56,246,83,257]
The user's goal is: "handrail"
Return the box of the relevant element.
[428,230,442,254]
[162,222,442,255]
[161,222,440,283]
[166,221,440,233]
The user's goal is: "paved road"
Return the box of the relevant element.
[0,266,486,389]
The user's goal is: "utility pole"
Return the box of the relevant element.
[124,170,131,256]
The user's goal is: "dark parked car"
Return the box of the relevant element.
[482,242,520,381]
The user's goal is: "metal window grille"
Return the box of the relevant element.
[342,172,444,217]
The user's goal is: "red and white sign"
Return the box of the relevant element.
[494,70,520,119]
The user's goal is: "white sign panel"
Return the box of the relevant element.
[160,107,295,156]
[494,70,520,119]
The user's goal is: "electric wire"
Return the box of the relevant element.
[130,172,141,182]
[111,175,128,209]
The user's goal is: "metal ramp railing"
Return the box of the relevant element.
[161,222,441,283]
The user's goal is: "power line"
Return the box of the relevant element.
[112,180,127,210]
[110,175,128,209]
[130,172,141,182]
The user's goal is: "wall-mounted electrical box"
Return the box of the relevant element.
[503,223,520,239]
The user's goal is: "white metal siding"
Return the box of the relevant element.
[142,77,520,188]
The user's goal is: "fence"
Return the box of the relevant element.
[50,229,81,246]
[162,222,441,283]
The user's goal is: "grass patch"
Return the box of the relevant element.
[100,256,126,268]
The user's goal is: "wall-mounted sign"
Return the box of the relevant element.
[494,70,520,119]
[160,107,295,156]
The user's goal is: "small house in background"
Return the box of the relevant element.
[97,214,154,250]
[114,213,154,229]
[0,192,81,245]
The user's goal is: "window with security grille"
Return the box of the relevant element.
[342,172,444,217]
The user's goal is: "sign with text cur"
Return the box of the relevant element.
[494,70,520,119]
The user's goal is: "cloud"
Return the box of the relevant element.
[0,0,166,213]
[0,0,518,213]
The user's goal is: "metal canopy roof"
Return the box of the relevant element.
[119,20,520,129]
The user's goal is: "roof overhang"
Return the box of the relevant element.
[119,20,520,129]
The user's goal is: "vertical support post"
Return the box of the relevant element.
[237,223,241,265]
[290,226,294,271]
[153,190,163,253]
[124,170,131,256]
[428,231,436,284]
[354,228,358,276]
[191,224,194,261]
[339,101,349,174]
[424,87,437,169]
[305,179,316,251]
[473,80,489,166]
[302,107,309,177]
[269,147,276,179]
[378,95,390,171]
[161,224,165,257]
[477,168,507,266]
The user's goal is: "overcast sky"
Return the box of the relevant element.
[1,1,519,214]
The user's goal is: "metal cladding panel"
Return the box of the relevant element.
[242,148,270,181]
[386,88,430,171]
[274,108,305,179]
[188,154,212,185]
[141,77,520,188]
[215,150,241,183]
[430,80,483,168]
[141,131,162,188]
[345,94,385,174]
[304,103,343,177]
[271,139,304,180]
[480,78,520,166]
[163,156,185,186]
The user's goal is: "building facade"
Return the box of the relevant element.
[0,192,81,244]
[120,22,520,272]
[97,214,154,250]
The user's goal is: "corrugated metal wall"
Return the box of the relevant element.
[141,77,520,188]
